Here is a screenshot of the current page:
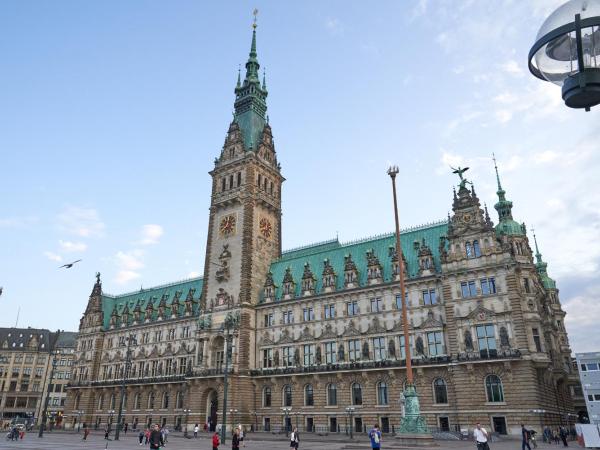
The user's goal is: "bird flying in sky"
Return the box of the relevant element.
[59,259,82,269]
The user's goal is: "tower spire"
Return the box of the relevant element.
[493,155,525,236]
[530,228,556,289]
[493,152,503,192]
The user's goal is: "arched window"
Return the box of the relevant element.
[351,382,362,405]
[473,240,481,257]
[148,391,155,409]
[97,394,104,410]
[466,242,473,258]
[305,384,314,406]
[377,382,388,405]
[109,393,116,409]
[327,383,337,406]
[162,392,170,409]
[237,172,242,187]
[433,378,448,404]
[485,375,504,402]
[133,392,141,410]
[176,391,184,409]
[263,387,272,407]
[74,394,81,410]
[283,385,292,407]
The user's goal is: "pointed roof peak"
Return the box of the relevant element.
[492,153,503,192]
[531,227,543,262]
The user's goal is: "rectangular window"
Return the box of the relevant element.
[461,281,477,298]
[283,310,294,324]
[283,347,294,366]
[325,342,337,364]
[303,308,314,322]
[532,328,542,352]
[422,289,437,305]
[481,277,497,295]
[476,324,497,357]
[594,394,600,401]
[370,298,383,313]
[324,304,335,319]
[373,337,387,361]
[346,301,359,316]
[303,344,315,366]
[348,339,361,361]
[263,349,273,368]
[427,331,444,356]
[264,314,274,327]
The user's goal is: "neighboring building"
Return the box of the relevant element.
[0,328,76,428]
[45,332,77,428]
[575,352,600,425]
[66,24,575,436]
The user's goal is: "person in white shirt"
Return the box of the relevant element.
[474,422,489,450]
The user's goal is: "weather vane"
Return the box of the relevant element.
[253,8,259,29]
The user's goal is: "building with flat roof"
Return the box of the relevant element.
[575,352,600,425]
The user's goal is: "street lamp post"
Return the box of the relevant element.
[345,407,355,439]
[281,407,292,436]
[528,0,600,111]
[115,334,136,441]
[230,409,238,434]
[76,410,84,433]
[39,332,60,438]
[183,409,191,438]
[530,409,546,438]
[108,410,115,434]
[220,312,239,445]
[388,166,428,435]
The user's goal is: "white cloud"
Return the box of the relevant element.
[495,110,512,123]
[139,224,164,245]
[410,0,428,20]
[532,150,560,164]
[187,271,201,278]
[44,251,62,262]
[325,18,344,35]
[58,206,105,238]
[59,240,87,252]
[499,60,524,77]
[115,270,141,284]
[0,216,38,228]
[563,283,600,352]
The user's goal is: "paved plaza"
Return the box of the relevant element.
[0,431,573,450]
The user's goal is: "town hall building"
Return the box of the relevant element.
[66,24,577,436]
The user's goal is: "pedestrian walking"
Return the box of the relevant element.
[212,431,221,450]
[473,422,490,450]
[559,427,569,447]
[238,425,245,447]
[104,426,110,440]
[138,429,144,445]
[194,424,199,438]
[83,426,90,441]
[124,422,129,434]
[522,424,532,450]
[554,429,560,445]
[232,427,241,450]
[369,424,382,450]
[290,426,300,450]
[145,427,151,445]
[149,424,165,450]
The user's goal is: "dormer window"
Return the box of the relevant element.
[301,263,316,295]
[322,259,336,290]
[282,267,295,298]
[344,254,359,288]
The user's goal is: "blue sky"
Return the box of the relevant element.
[1,0,598,352]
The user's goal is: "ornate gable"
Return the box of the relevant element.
[319,323,338,340]
[341,320,362,337]
[463,303,496,322]
[296,326,314,342]
[259,332,275,346]
[417,310,444,329]
[366,316,387,334]
[277,328,295,345]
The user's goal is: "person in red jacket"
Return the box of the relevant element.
[212,431,220,450]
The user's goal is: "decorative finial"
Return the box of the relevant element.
[95,272,101,284]
[252,8,259,29]
[236,64,241,88]
[262,67,267,89]
[492,152,503,191]
[451,166,471,190]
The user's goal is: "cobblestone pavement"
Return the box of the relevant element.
[0,432,573,450]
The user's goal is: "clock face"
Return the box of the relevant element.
[219,214,236,237]
[462,213,472,223]
[259,217,273,239]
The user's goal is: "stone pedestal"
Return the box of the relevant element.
[393,433,438,447]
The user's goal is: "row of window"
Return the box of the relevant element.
[220,171,243,192]
[94,390,185,411]
[262,293,434,327]
[103,327,191,349]
[581,362,600,371]
[263,375,504,407]
[99,357,190,380]
[0,367,45,378]
[460,278,497,298]
[587,394,600,402]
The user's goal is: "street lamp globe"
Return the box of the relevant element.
[529,0,600,110]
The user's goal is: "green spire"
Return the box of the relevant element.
[233,14,268,151]
[236,65,241,89]
[531,229,556,289]
[493,154,525,236]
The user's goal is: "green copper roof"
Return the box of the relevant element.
[532,232,556,290]
[493,155,525,236]
[265,221,448,301]
[101,277,203,330]
[234,27,268,151]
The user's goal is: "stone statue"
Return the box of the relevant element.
[338,344,345,362]
[451,166,471,190]
[388,339,396,358]
[415,336,424,355]
[500,326,510,348]
[274,349,280,366]
[315,346,322,365]
[294,348,300,366]
[464,330,474,351]
[362,341,370,359]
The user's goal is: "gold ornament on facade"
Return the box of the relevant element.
[219,214,237,237]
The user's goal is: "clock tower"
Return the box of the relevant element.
[201,22,283,311]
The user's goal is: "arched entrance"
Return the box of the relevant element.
[206,390,218,432]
